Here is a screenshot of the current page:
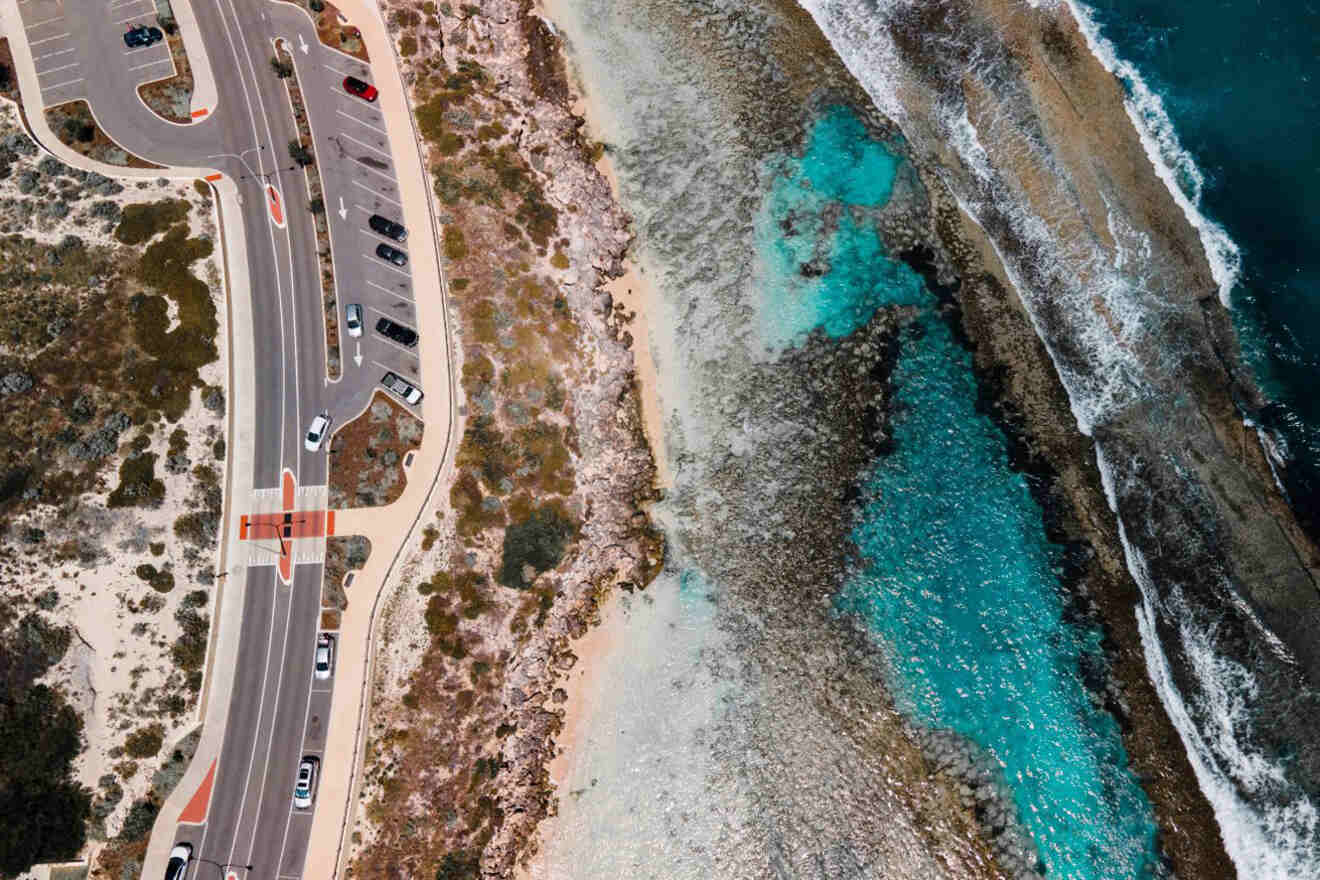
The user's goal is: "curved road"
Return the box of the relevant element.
[12,0,401,877]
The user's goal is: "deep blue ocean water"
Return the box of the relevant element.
[756,107,1163,879]
[1081,0,1320,527]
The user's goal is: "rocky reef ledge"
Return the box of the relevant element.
[344,1,660,877]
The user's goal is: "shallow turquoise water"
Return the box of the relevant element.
[758,106,1163,878]
[756,108,924,349]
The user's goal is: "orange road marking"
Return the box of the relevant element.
[190,107,209,118]
[326,510,335,536]
[266,185,284,226]
[239,514,248,540]
[282,469,295,511]
[203,172,222,182]
[179,758,216,824]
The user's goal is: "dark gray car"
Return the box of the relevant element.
[375,243,408,267]
[375,317,417,348]
[368,214,407,242]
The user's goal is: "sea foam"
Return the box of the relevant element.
[1061,0,1243,305]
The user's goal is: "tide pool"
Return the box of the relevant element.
[760,106,1163,878]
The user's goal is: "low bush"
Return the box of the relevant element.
[497,502,576,589]
[114,199,189,246]
[107,454,165,509]
[123,724,163,759]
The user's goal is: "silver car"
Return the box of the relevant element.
[293,757,318,809]
[314,634,334,680]
[381,371,423,405]
[345,303,363,338]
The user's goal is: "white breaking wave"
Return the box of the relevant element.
[1061,0,1243,305]
[1099,447,1320,878]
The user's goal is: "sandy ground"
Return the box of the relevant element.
[590,147,672,488]
[515,585,630,880]
[0,96,227,842]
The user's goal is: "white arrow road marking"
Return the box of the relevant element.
[298,33,309,54]
[353,342,362,367]
[337,196,347,220]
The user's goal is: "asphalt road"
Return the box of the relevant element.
[11,0,413,877]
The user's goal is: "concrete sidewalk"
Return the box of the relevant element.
[298,0,461,876]
[140,172,263,880]
[169,0,220,119]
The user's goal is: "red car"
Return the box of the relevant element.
[343,76,378,102]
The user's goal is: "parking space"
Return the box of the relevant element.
[20,0,86,105]
[16,0,176,108]
[297,44,424,415]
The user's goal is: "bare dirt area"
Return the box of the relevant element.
[328,391,422,509]
[137,30,195,125]
[279,0,370,61]
[341,2,661,878]
[0,98,227,878]
[45,101,163,170]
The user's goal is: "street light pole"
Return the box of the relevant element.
[192,855,253,875]
[247,516,308,557]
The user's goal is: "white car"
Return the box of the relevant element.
[381,371,423,405]
[344,303,363,338]
[304,413,330,452]
[293,757,318,809]
[314,634,334,680]
[164,843,192,880]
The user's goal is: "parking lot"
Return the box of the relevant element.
[17,0,176,108]
[297,45,424,418]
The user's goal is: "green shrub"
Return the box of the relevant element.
[443,226,468,261]
[171,606,208,672]
[289,140,314,167]
[114,199,189,245]
[399,34,418,57]
[0,684,90,874]
[497,503,576,589]
[123,724,163,759]
[107,454,165,509]
[435,851,479,880]
[134,563,175,593]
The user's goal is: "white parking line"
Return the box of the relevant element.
[34,47,76,61]
[322,62,362,79]
[371,358,418,377]
[25,15,66,30]
[363,254,410,277]
[123,45,162,55]
[338,131,390,158]
[350,158,397,185]
[128,57,173,71]
[44,77,86,90]
[365,279,413,303]
[109,0,149,8]
[350,179,400,205]
[37,62,80,76]
[335,107,386,135]
[28,33,71,47]
[115,13,151,23]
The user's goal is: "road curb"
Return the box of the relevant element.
[0,2,217,180]
[143,174,261,880]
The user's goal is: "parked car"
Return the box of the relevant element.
[381,371,423,405]
[368,214,407,242]
[304,412,330,452]
[124,25,164,48]
[314,634,334,680]
[344,303,363,338]
[375,317,417,348]
[164,843,192,880]
[343,76,378,102]
[293,757,318,809]
[375,243,407,267]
